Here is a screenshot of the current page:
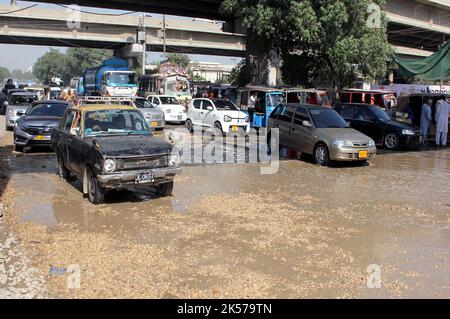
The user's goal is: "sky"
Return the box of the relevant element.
[0,1,242,71]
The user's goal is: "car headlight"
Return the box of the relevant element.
[15,121,26,130]
[244,116,249,123]
[402,129,414,136]
[169,154,180,167]
[368,140,375,147]
[333,140,353,148]
[224,115,232,122]
[8,109,13,117]
[103,158,116,173]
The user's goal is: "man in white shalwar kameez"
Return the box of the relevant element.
[435,95,449,147]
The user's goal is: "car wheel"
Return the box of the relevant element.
[87,170,105,205]
[156,181,174,197]
[214,122,224,136]
[383,132,400,150]
[185,119,193,133]
[314,143,330,166]
[56,153,70,180]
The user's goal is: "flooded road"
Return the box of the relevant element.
[1,116,449,298]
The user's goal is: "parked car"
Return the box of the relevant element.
[129,97,165,130]
[147,95,187,123]
[186,98,250,134]
[5,92,39,130]
[267,104,377,166]
[13,100,70,152]
[334,103,421,150]
[51,104,181,204]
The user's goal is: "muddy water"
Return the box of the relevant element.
[1,123,449,298]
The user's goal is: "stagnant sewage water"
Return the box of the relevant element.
[1,126,450,298]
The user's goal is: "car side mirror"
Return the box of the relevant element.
[70,127,80,136]
[206,106,213,111]
[302,120,312,128]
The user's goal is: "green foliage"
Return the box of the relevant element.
[32,48,112,84]
[167,53,191,69]
[0,66,10,82]
[221,0,392,91]
[65,48,112,78]
[192,74,206,82]
[32,49,69,85]
[10,69,35,82]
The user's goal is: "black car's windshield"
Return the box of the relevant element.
[27,103,68,117]
[214,100,238,111]
[371,106,391,122]
[84,109,150,137]
[309,108,349,128]
[134,99,154,109]
[159,97,179,105]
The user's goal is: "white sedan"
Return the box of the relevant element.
[147,95,187,123]
[186,98,250,134]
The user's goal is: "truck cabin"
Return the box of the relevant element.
[341,89,397,109]
[102,71,136,87]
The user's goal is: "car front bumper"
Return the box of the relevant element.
[146,118,165,129]
[400,134,422,146]
[96,167,181,189]
[13,127,52,147]
[330,146,377,161]
[165,112,187,122]
[223,123,251,134]
[6,116,19,128]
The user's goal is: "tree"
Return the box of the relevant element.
[65,48,112,78]
[10,69,35,82]
[32,48,69,84]
[167,53,191,69]
[0,67,10,82]
[221,0,392,93]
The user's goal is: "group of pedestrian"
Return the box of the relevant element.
[420,95,449,147]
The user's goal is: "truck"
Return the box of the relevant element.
[83,58,138,97]
[138,61,192,105]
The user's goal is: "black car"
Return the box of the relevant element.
[334,103,421,150]
[51,104,181,204]
[13,100,70,152]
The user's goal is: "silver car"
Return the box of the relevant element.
[131,97,165,130]
[5,92,39,130]
[267,104,377,166]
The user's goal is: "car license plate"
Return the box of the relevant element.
[135,172,154,184]
[231,125,239,132]
[151,121,158,127]
[34,135,50,141]
[358,150,368,159]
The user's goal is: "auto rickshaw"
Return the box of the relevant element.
[284,88,332,107]
[395,92,450,134]
[340,89,397,109]
[236,86,285,128]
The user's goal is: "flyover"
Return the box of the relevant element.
[1,0,449,60]
[0,4,245,58]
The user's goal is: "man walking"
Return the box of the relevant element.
[420,99,433,145]
[435,95,449,147]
